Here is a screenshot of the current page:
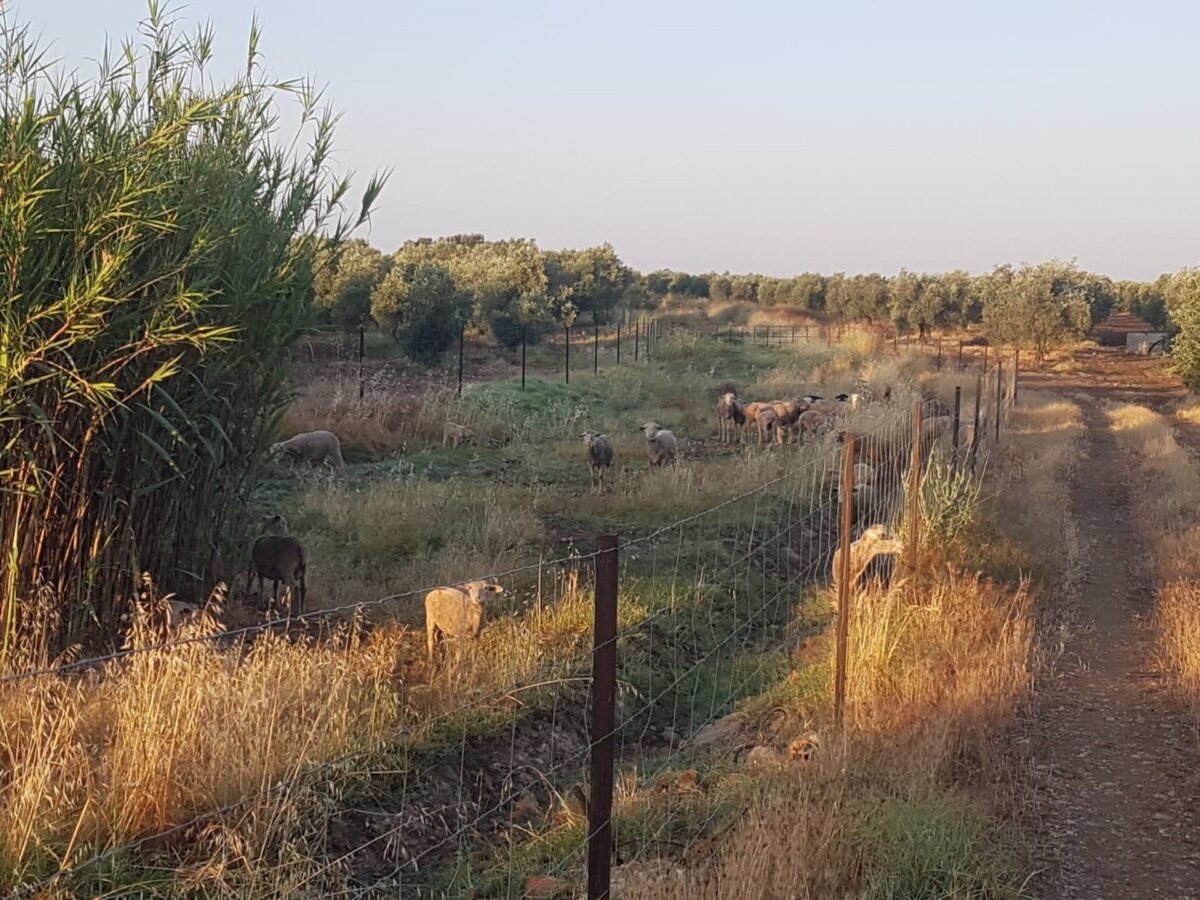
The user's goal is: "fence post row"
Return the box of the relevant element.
[909,403,923,579]
[588,534,620,900]
[358,325,366,401]
[834,433,856,730]
[457,324,464,398]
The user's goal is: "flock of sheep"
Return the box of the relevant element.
[238,378,981,665]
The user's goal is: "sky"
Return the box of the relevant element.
[13,0,1200,281]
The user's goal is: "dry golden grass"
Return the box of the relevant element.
[0,603,403,881]
[1107,401,1200,718]
[617,568,1032,899]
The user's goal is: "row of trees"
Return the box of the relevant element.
[312,235,635,362]
[314,241,1174,364]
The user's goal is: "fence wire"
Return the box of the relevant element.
[8,338,1016,898]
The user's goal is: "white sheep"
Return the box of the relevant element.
[642,422,678,468]
[832,524,904,591]
[583,431,615,493]
[717,392,746,443]
[271,430,345,469]
[425,580,505,664]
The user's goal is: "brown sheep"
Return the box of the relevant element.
[443,421,478,449]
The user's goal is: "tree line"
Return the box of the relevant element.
[313,237,1175,367]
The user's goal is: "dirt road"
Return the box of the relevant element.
[1022,351,1200,898]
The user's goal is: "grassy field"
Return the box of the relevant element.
[0,331,1043,897]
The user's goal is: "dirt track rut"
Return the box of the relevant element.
[1027,397,1200,898]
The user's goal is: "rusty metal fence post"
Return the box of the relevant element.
[910,403,923,576]
[588,534,619,900]
[834,433,856,730]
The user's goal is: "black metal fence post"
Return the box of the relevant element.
[982,344,988,373]
[995,362,1003,442]
[936,336,942,370]
[635,319,640,362]
[594,324,599,375]
[521,326,527,392]
[958,340,964,371]
[565,324,571,385]
[588,534,619,900]
[1013,349,1019,406]
[358,325,365,401]
[616,322,621,366]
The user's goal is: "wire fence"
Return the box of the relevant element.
[293,314,1008,407]
[6,359,1018,897]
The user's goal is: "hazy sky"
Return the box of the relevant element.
[15,1,1200,280]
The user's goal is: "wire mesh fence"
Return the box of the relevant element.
[4,362,1017,897]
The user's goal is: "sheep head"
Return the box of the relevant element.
[641,422,661,440]
[464,581,504,603]
[261,514,289,536]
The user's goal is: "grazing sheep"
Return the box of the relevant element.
[271,430,345,470]
[442,421,478,449]
[808,395,857,417]
[756,407,780,445]
[836,431,906,483]
[247,514,307,616]
[836,462,878,515]
[425,580,505,664]
[642,422,678,467]
[832,524,904,591]
[766,399,809,443]
[583,431,615,493]
[794,409,831,442]
[717,392,747,443]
